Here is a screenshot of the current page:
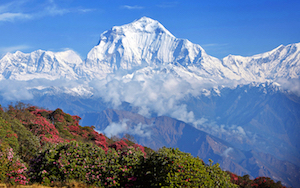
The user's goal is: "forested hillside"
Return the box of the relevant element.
[0,103,287,187]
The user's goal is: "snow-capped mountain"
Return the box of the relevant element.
[1,17,299,84]
[85,16,235,80]
[222,43,300,81]
[0,49,82,81]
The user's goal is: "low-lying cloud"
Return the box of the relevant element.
[222,147,233,158]
[87,69,257,143]
[90,70,222,122]
[192,118,250,144]
[103,119,152,138]
[0,78,88,101]
[277,78,300,97]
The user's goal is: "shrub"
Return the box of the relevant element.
[0,146,28,185]
[9,118,41,163]
[228,172,287,188]
[159,147,237,188]
[28,141,144,187]
[0,117,19,152]
[0,103,286,188]
[133,150,174,187]
[64,113,74,123]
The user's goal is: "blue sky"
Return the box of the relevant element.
[0,0,299,59]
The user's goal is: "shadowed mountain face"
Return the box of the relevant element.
[78,108,300,188]
[186,84,300,164]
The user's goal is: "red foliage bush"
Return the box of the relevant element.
[93,132,108,151]
[228,172,286,188]
[21,108,64,144]
[133,143,146,156]
[109,140,128,151]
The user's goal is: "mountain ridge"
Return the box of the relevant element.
[0,17,299,84]
[0,49,82,80]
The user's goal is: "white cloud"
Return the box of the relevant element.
[0,12,31,22]
[89,69,251,143]
[236,126,246,136]
[44,3,69,16]
[103,119,152,138]
[0,0,93,22]
[193,120,251,144]
[103,120,129,137]
[0,80,34,101]
[77,8,95,13]
[90,71,204,122]
[121,5,144,10]
[222,147,233,157]
[0,78,86,101]
[277,78,300,97]
[0,1,33,22]
[0,62,254,144]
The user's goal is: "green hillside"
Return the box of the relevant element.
[0,103,286,187]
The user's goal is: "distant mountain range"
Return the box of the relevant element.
[1,17,299,82]
[0,17,299,187]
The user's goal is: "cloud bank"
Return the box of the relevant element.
[0,78,89,101]
[90,70,221,122]
[0,69,298,145]
[87,70,256,143]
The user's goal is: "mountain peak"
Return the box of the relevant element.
[110,16,174,38]
[133,16,158,25]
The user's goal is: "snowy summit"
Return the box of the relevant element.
[0,17,299,82]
